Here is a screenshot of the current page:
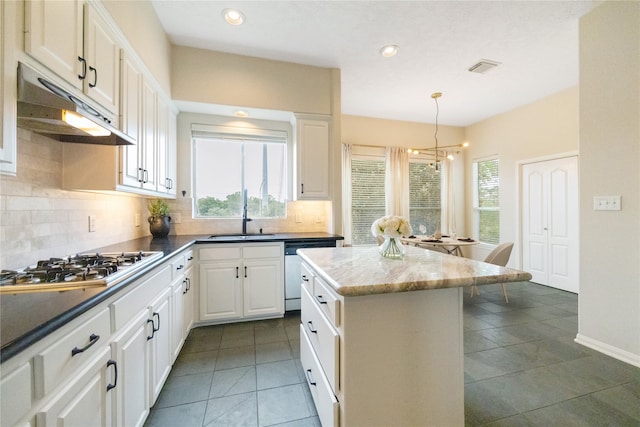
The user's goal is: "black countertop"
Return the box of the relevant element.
[0,232,342,363]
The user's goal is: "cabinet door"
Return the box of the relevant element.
[36,347,113,427]
[111,311,149,427]
[24,0,83,90]
[120,50,142,187]
[149,288,172,406]
[199,261,242,321]
[170,275,185,363]
[1,0,17,176]
[141,79,157,191]
[296,118,330,200]
[243,259,284,317]
[156,96,170,193]
[84,4,120,116]
[183,267,195,337]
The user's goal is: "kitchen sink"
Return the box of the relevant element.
[206,233,276,241]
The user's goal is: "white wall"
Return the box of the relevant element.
[463,87,579,263]
[576,1,640,367]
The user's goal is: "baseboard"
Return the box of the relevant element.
[575,333,640,368]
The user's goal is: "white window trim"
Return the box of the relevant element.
[472,156,500,247]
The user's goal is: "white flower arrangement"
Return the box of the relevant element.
[371,215,412,238]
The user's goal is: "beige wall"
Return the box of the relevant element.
[0,130,149,270]
[171,47,334,115]
[341,114,468,238]
[577,1,640,366]
[463,87,579,262]
[102,0,172,94]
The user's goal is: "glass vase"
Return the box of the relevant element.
[379,236,406,259]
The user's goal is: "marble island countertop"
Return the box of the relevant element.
[298,245,532,297]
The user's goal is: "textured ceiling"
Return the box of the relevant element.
[151,1,598,126]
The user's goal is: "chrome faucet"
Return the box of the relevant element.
[242,189,252,234]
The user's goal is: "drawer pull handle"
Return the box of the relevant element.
[315,295,328,305]
[306,321,318,334]
[186,277,191,291]
[71,333,100,356]
[106,360,118,392]
[188,256,194,261]
[244,266,247,278]
[236,266,239,279]
[147,318,155,340]
[176,265,184,270]
[305,369,317,386]
[301,275,309,282]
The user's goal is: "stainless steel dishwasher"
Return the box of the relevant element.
[284,239,340,311]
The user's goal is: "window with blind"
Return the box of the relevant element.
[409,161,441,235]
[473,158,500,244]
[192,125,288,218]
[351,157,386,245]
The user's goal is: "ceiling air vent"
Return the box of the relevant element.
[468,59,500,74]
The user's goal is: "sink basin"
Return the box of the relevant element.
[206,233,276,241]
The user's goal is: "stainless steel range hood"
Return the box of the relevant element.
[16,62,134,146]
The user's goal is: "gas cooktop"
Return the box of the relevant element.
[0,251,164,294]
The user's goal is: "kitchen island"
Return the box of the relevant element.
[297,245,532,427]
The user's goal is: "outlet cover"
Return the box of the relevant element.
[295,213,302,223]
[88,215,96,232]
[135,213,141,227]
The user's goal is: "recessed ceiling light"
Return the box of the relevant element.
[234,110,249,118]
[223,8,245,25]
[380,44,399,58]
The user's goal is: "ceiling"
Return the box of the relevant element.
[151,1,598,127]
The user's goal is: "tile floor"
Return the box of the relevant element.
[145,282,640,427]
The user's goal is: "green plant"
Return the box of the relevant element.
[148,198,170,217]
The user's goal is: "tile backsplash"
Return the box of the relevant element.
[0,130,332,270]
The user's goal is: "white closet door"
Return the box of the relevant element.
[522,156,579,293]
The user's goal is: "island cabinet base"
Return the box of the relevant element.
[301,278,465,427]
[337,287,465,427]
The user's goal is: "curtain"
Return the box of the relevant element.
[341,144,353,246]
[440,153,456,237]
[384,147,409,218]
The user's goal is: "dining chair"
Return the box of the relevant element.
[470,242,514,302]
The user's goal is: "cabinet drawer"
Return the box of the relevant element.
[111,265,171,331]
[313,276,340,327]
[301,262,314,295]
[300,324,339,427]
[34,307,110,397]
[1,362,32,427]
[243,244,282,259]
[183,249,195,269]
[301,285,339,392]
[199,246,241,261]
[171,254,186,279]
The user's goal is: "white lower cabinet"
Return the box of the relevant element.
[199,243,284,323]
[148,288,172,406]
[0,362,33,427]
[110,310,149,427]
[35,346,114,427]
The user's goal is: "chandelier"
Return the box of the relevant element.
[407,92,469,171]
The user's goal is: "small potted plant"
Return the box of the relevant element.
[147,198,171,238]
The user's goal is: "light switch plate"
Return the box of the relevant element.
[593,195,621,211]
[295,213,302,223]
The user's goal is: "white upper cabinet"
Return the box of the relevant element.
[25,0,121,120]
[120,49,142,188]
[1,0,17,175]
[295,115,331,200]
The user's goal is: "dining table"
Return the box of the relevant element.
[400,235,479,257]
